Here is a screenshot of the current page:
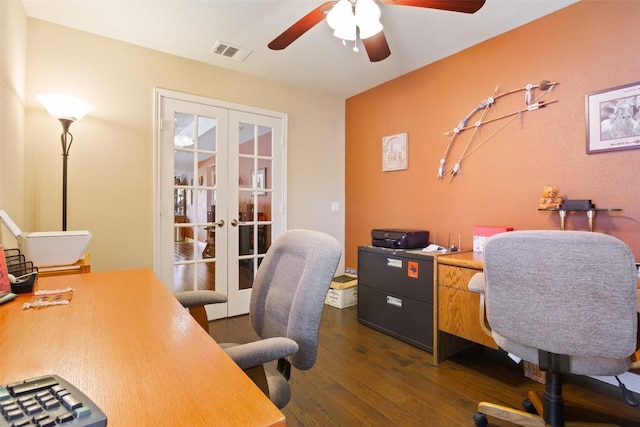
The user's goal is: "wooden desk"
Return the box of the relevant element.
[0,269,285,426]
[38,253,91,277]
[434,251,498,364]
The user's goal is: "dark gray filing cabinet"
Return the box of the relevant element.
[357,246,434,352]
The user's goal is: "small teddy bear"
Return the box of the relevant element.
[539,185,563,209]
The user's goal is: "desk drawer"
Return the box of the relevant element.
[358,284,433,352]
[358,248,433,303]
[438,264,480,290]
[438,286,498,349]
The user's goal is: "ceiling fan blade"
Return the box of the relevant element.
[268,1,337,50]
[362,31,391,62]
[378,0,486,14]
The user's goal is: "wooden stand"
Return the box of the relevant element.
[38,253,91,278]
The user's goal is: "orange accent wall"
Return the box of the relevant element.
[345,1,640,269]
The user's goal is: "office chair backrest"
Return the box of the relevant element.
[249,229,341,370]
[483,230,637,364]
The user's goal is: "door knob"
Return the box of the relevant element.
[231,219,239,227]
[215,219,225,227]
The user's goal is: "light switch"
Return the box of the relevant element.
[331,202,340,212]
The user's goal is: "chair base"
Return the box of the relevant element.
[474,390,620,427]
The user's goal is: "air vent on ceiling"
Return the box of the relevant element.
[210,41,252,62]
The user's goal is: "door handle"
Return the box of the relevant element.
[231,219,241,227]
[215,219,225,227]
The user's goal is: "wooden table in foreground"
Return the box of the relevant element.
[0,269,285,426]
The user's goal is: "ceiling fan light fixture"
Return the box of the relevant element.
[326,0,353,31]
[355,0,383,40]
[355,0,381,23]
[333,24,357,41]
[358,19,383,39]
[174,134,194,147]
[327,0,356,41]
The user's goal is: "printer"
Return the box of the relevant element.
[371,229,429,250]
[0,210,92,267]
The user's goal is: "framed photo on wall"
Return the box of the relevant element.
[382,132,408,171]
[251,167,266,196]
[586,81,640,153]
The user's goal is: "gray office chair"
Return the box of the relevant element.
[223,229,341,408]
[179,229,341,409]
[468,230,638,427]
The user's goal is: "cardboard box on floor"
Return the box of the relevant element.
[325,274,358,309]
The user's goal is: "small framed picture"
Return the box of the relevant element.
[251,167,266,196]
[382,133,408,171]
[585,81,640,153]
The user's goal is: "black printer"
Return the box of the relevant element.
[371,229,429,249]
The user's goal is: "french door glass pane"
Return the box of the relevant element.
[236,121,275,291]
[198,116,216,151]
[239,259,254,291]
[173,111,218,293]
[257,125,271,157]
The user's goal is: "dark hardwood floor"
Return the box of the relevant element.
[209,306,640,427]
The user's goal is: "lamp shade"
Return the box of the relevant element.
[37,93,95,122]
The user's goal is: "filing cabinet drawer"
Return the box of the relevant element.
[358,284,433,352]
[358,247,433,303]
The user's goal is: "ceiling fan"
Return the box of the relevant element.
[268,0,486,62]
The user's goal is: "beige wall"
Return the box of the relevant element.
[18,19,345,273]
[0,0,27,249]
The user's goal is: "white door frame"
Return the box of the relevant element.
[153,88,287,317]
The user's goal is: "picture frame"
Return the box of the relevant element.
[252,167,266,196]
[585,81,640,153]
[382,132,408,171]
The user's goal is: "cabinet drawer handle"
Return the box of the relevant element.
[386,296,402,308]
[386,258,402,268]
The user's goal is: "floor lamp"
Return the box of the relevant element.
[37,94,95,231]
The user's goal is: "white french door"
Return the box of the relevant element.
[154,90,285,318]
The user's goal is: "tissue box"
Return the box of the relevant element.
[473,226,514,252]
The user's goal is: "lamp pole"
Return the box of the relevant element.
[59,119,74,232]
[37,93,94,232]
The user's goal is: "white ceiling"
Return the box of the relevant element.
[23,0,579,99]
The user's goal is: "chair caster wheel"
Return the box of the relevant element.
[523,398,538,414]
[473,412,488,427]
